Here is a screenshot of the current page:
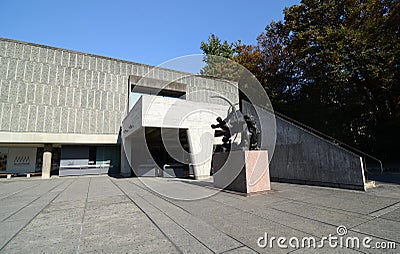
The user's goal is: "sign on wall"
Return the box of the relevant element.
[7,148,37,173]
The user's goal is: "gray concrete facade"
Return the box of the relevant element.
[0,38,237,144]
[0,38,238,176]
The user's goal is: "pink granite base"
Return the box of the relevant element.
[212,150,270,194]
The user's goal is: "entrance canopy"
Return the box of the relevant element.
[122,95,229,179]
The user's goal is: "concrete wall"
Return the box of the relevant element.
[0,38,239,145]
[0,39,129,139]
[270,116,366,190]
[241,100,365,190]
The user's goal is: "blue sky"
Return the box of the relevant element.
[0,0,299,67]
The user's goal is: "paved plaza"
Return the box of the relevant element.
[0,176,399,253]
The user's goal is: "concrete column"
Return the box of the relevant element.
[42,144,52,179]
[187,127,214,180]
[120,138,132,177]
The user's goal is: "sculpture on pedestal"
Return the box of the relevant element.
[211,113,259,151]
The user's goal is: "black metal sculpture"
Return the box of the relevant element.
[209,95,259,152]
[211,114,259,152]
[244,115,259,150]
[211,117,232,151]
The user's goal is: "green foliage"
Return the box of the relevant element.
[200,0,400,160]
[199,34,242,80]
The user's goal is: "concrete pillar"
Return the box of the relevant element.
[120,138,132,177]
[187,127,214,180]
[42,144,52,179]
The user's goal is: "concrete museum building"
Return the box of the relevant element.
[0,38,238,179]
[0,38,368,190]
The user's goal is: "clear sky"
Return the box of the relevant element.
[0,0,299,67]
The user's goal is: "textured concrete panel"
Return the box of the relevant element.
[89,56,96,71]
[32,62,42,83]
[77,68,85,85]
[9,104,18,131]
[62,51,70,67]
[21,45,31,61]
[0,41,7,57]
[85,70,93,89]
[48,65,57,85]
[41,84,50,105]
[18,104,28,131]
[24,61,34,82]
[70,53,77,68]
[87,90,95,109]
[36,105,46,132]
[0,57,8,80]
[7,58,17,80]
[46,48,55,64]
[44,107,53,133]
[50,86,58,106]
[67,108,76,133]
[54,66,62,86]
[60,107,68,133]
[0,80,10,102]
[54,50,62,66]
[89,110,96,133]
[27,105,37,132]
[17,83,27,103]
[8,81,18,103]
[65,87,73,107]
[38,47,47,63]
[15,60,25,80]
[30,46,40,62]
[6,42,15,58]
[103,110,110,134]
[81,109,89,134]
[75,108,82,133]
[52,107,61,133]
[26,83,35,104]
[107,92,113,111]
[94,90,101,109]
[1,103,11,130]
[64,67,72,87]
[58,86,66,107]
[40,63,49,84]
[96,110,103,133]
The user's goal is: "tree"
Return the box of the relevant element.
[200,0,400,160]
[279,0,400,159]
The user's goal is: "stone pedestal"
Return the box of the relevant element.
[213,150,270,194]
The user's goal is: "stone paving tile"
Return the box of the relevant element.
[1,176,400,253]
[342,230,400,254]
[0,181,42,199]
[116,179,237,253]
[380,207,400,222]
[351,217,400,243]
[0,219,27,250]
[271,200,373,228]
[1,223,81,253]
[223,246,256,253]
